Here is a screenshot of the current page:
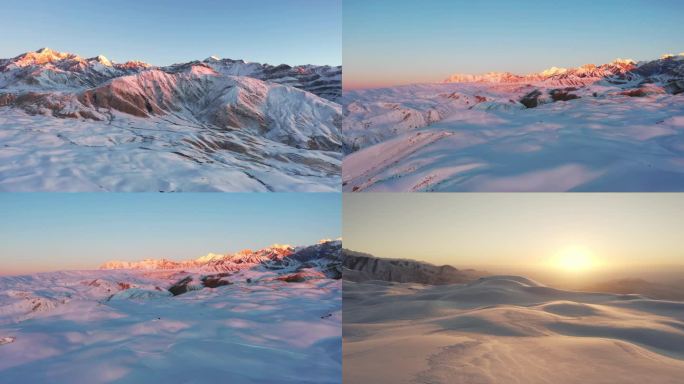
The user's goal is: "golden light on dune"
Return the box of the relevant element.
[552,247,597,273]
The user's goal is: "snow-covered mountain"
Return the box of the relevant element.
[343,54,684,192]
[444,55,684,89]
[0,47,341,101]
[102,240,342,278]
[342,249,484,284]
[0,48,342,192]
[444,58,640,87]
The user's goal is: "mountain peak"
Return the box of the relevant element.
[194,252,226,263]
[94,54,112,66]
[11,47,77,67]
[539,66,567,77]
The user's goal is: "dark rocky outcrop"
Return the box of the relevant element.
[168,276,193,296]
[550,88,580,102]
[520,89,543,108]
[277,272,310,283]
[201,273,232,288]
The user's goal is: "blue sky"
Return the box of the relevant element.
[344,0,684,89]
[0,194,340,274]
[0,0,341,66]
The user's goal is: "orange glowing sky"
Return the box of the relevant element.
[344,193,684,270]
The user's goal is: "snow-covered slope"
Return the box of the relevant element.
[0,240,342,383]
[343,54,684,191]
[344,276,684,384]
[0,49,342,191]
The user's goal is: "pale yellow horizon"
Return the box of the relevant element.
[343,194,684,271]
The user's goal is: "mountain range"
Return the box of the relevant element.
[342,249,484,284]
[102,239,343,279]
[0,48,342,192]
[444,54,684,91]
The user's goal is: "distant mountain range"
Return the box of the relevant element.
[342,249,485,284]
[103,240,343,279]
[444,54,684,91]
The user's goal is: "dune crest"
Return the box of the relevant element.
[343,274,684,383]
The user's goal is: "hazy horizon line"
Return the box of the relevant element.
[346,248,684,270]
[343,51,683,91]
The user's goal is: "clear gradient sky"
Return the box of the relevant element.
[0,0,341,66]
[344,193,684,269]
[344,0,684,89]
[0,193,340,275]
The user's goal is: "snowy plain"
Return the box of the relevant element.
[0,268,341,383]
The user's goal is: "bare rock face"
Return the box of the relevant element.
[665,79,684,95]
[520,88,580,108]
[342,249,486,285]
[550,87,580,101]
[168,276,194,296]
[201,273,233,288]
[520,89,543,108]
[276,270,326,283]
[619,86,666,97]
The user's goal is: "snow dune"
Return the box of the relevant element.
[343,276,684,384]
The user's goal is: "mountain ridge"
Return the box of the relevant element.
[1,48,341,101]
[0,48,343,192]
[102,240,342,277]
[342,249,485,284]
[444,54,684,89]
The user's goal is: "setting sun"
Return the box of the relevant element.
[553,247,597,272]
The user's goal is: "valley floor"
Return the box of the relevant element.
[343,277,684,384]
[0,270,341,383]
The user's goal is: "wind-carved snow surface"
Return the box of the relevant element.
[0,241,342,383]
[343,55,684,192]
[0,48,342,191]
[343,276,684,384]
